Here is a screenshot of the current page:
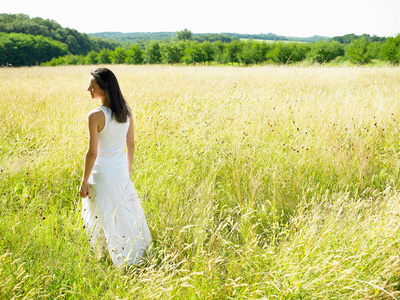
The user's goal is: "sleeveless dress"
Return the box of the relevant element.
[81,105,152,266]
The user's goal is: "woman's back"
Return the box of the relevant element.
[93,105,130,170]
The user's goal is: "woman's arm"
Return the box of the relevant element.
[126,106,135,176]
[79,111,102,198]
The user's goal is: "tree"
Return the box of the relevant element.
[238,40,258,65]
[181,41,206,64]
[379,35,400,64]
[200,41,214,64]
[125,44,144,64]
[346,37,370,64]
[212,41,227,64]
[175,29,192,41]
[267,42,308,64]
[226,40,242,64]
[110,47,127,64]
[161,42,184,64]
[257,41,272,63]
[86,50,98,64]
[145,41,162,64]
[367,42,383,60]
[308,41,344,63]
[97,48,111,64]
[66,35,79,53]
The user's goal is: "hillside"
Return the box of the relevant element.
[90,31,330,44]
[0,14,120,56]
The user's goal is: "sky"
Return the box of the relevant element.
[2,0,400,37]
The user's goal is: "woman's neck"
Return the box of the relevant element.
[101,98,110,108]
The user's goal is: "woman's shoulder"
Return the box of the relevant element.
[88,107,102,115]
[87,107,105,123]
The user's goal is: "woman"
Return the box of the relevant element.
[79,68,151,266]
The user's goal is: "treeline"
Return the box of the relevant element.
[221,32,329,43]
[91,31,329,44]
[331,33,387,44]
[90,31,239,45]
[1,13,399,67]
[42,35,400,66]
[0,13,119,66]
[90,32,176,44]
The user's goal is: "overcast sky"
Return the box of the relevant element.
[2,0,399,37]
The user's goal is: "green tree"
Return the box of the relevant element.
[66,35,79,53]
[145,41,162,64]
[182,41,207,64]
[86,50,98,64]
[268,42,308,64]
[226,40,242,64]
[161,42,184,64]
[175,29,192,41]
[238,40,258,65]
[379,35,400,64]
[125,44,144,64]
[308,41,344,63]
[346,37,370,64]
[257,41,272,63]
[64,54,85,65]
[97,48,111,64]
[367,41,383,59]
[237,40,270,65]
[110,47,127,64]
[212,41,227,64]
[200,41,214,64]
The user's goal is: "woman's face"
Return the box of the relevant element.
[87,76,106,100]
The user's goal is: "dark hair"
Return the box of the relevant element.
[90,68,130,123]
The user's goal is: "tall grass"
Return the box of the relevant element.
[1,65,400,299]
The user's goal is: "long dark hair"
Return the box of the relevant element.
[90,68,130,123]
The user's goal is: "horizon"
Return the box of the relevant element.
[88,30,333,38]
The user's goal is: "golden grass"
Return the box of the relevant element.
[1,65,400,299]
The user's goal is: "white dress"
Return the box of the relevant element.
[82,105,152,266]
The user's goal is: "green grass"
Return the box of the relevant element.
[1,65,400,299]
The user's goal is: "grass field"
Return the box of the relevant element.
[1,65,400,299]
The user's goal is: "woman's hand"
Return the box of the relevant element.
[79,181,89,198]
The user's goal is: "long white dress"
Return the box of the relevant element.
[82,105,152,266]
